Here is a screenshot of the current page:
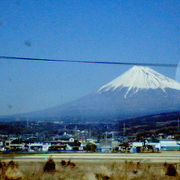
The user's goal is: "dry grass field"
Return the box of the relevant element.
[0,157,180,180]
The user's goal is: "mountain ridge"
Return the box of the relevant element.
[98,66,180,98]
[1,66,180,123]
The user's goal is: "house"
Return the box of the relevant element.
[50,136,81,151]
[9,143,26,151]
[48,144,66,151]
[52,135,74,143]
[0,141,4,151]
[130,140,180,152]
[27,142,51,152]
[159,140,180,151]
[97,145,112,153]
[86,138,97,144]
[131,142,143,153]
[96,139,113,152]
[4,139,26,152]
[130,141,159,153]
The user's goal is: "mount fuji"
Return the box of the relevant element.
[98,66,180,98]
[9,66,180,123]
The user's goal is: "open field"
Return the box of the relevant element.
[1,152,180,180]
[0,157,180,180]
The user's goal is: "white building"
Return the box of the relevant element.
[131,140,180,152]
[159,140,180,151]
[0,141,4,151]
[28,143,51,152]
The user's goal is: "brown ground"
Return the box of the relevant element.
[0,158,180,180]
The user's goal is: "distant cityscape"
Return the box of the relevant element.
[0,66,179,155]
[0,118,179,153]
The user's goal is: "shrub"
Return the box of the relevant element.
[43,158,56,173]
[165,164,177,177]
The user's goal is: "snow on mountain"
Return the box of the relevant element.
[6,65,180,123]
[98,66,180,98]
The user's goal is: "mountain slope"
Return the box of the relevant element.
[98,66,180,98]
[6,66,180,123]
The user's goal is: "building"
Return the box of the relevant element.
[97,145,112,152]
[159,140,180,151]
[27,143,51,152]
[0,141,4,151]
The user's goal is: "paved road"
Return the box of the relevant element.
[1,152,180,163]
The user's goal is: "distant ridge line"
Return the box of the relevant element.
[0,56,178,67]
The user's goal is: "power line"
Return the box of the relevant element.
[0,55,178,67]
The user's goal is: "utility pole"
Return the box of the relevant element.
[75,125,77,138]
[112,132,114,141]
[111,131,114,147]
[26,118,29,129]
[64,125,67,133]
[105,131,108,145]
[89,128,92,138]
[123,122,126,137]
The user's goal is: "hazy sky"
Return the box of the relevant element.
[0,0,180,115]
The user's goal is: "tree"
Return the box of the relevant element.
[84,144,97,152]
[119,142,130,152]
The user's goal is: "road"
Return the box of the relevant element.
[1,152,180,163]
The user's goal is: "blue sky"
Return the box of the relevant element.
[0,0,179,115]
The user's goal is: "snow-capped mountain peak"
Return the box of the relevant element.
[98,66,180,98]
